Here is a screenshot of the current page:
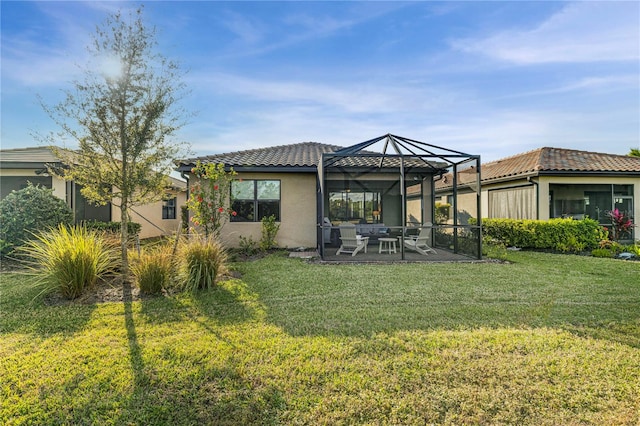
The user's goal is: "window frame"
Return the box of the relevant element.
[162,197,177,220]
[230,179,281,222]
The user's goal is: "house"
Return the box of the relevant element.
[175,134,482,260]
[0,146,187,239]
[436,147,640,240]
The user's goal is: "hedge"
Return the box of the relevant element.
[480,218,606,253]
[81,221,142,237]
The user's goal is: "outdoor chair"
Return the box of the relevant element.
[403,223,437,255]
[336,223,369,256]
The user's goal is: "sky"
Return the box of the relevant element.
[1,1,639,163]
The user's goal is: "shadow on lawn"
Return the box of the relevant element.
[0,272,98,335]
[254,288,640,349]
[116,279,285,425]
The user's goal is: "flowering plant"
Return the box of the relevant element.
[186,161,237,237]
[606,208,633,241]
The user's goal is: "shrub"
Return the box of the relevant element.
[481,218,605,253]
[21,225,118,299]
[591,248,614,258]
[482,239,508,261]
[130,243,173,294]
[0,183,73,255]
[238,235,259,256]
[260,214,280,251]
[624,243,640,256]
[435,202,450,224]
[177,233,227,291]
[82,221,141,237]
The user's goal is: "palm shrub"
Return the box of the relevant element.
[21,224,118,299]
[130,243,174,294]
[177,233,227,291]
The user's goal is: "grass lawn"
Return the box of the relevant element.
[1,251,639,425]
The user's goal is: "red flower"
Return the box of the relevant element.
[214,185,219,190]
[232,211,237,216]
[218,207,225,213]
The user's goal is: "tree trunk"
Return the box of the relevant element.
[120,201,129,276]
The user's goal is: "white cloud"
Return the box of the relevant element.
[189,71,453,115]
[452,2,640,64]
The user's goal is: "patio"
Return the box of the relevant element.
[318,134,481,261]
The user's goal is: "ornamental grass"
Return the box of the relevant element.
[129,243,174,294]
[20,224,118,299]
[177,233,227,291]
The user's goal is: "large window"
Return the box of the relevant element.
[549,184,634,225]
[162,197,177,219]
[329,191,381,223]
[231,180,280,222]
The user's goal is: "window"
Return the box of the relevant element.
[162,197,177,219]
[231,180,280,222]
[549,184,634,224]
[328,191,381,223]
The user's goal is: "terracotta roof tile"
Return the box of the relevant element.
[482,147,640,181]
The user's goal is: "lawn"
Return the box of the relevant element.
[1,251,639,425]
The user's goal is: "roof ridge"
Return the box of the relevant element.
[202,141,343,159]
[483,147,544,166]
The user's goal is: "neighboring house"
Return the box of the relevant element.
[436,147,640,240]
[175,134,482,260]
[0,146,186,239]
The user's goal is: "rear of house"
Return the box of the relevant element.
[0,146,186,239]
[437,147,639,241]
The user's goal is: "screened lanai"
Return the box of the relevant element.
[318,134,481,261]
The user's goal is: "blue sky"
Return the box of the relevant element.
[1,1,639,162]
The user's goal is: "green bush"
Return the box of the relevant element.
[482,239,508,260]
[130,243,173,294]
[481,218,605,253]
[591,248,614,258]
[21,225,118,299]
[82,221,141,237]
[0,183,73,255]
[238,235,259,256]
[177,234,227,291]
[260,215,280,251]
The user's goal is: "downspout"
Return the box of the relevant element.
[181,171,190,228]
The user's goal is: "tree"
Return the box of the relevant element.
[186,161,237,237]
[41,7,188,274]
[629,148,640,157]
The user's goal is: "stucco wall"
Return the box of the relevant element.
[211,172,318,249]
[111,189,187,239]
[0,168,66,200]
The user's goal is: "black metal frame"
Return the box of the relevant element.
[318,133,482,260]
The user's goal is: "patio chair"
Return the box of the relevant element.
[336,223,369,256]
[403,223,437,255]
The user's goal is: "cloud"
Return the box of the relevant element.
[188,71,455,116]
[451,2,640,64]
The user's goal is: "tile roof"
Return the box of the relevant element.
[177,142,343,169]
[0,146,63,165]
[176,141,450,172]
[482,147,640,181]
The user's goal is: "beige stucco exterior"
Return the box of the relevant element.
[1,167,186,239]
[474,175,639,239]
[111,189,187,239]
[190,172,318,249]
[0,168,66,199]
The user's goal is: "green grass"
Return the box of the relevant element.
[1,251,639,425]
